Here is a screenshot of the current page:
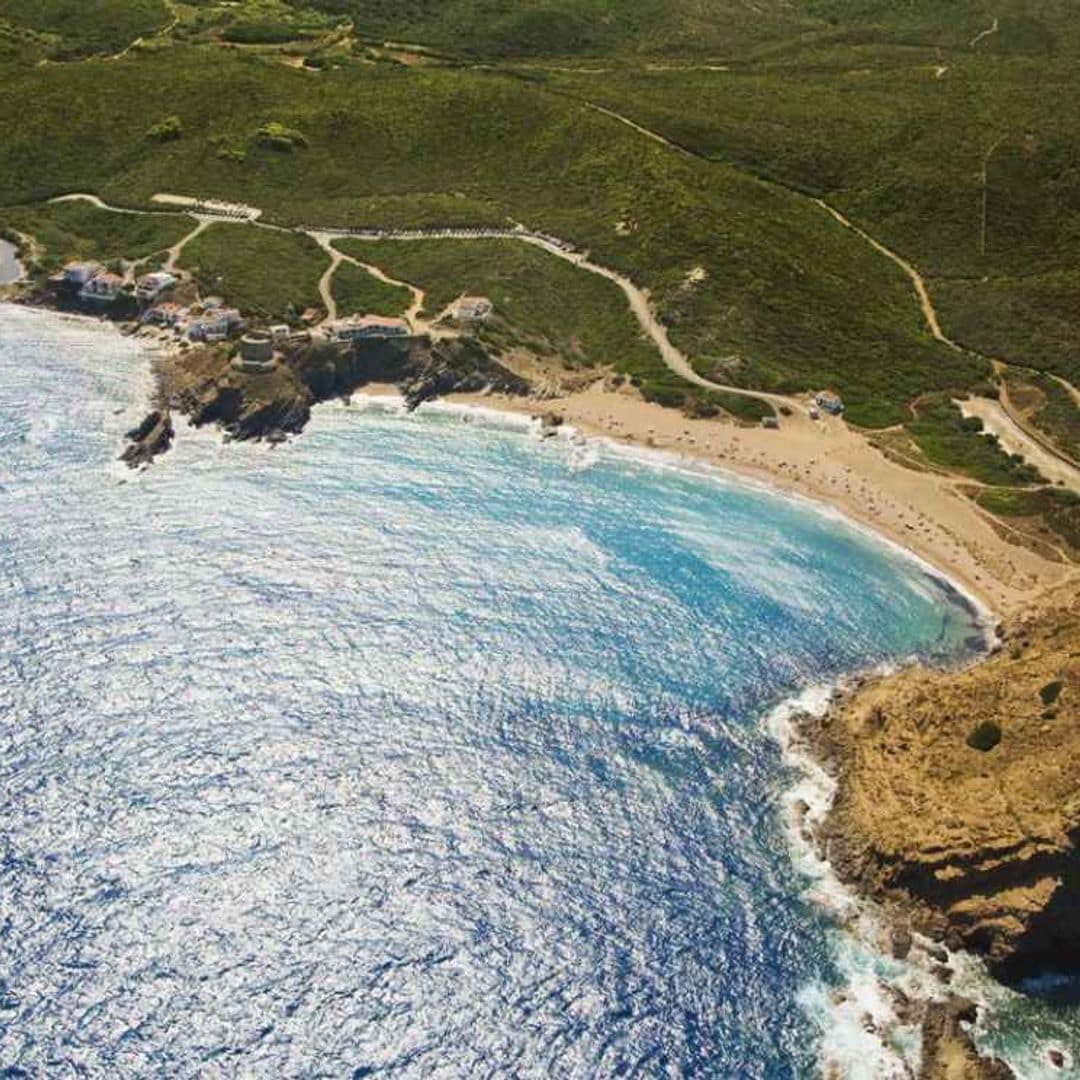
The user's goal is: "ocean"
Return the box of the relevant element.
[0,306,1065,1077]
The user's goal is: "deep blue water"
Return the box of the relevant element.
[0,307,991,1077]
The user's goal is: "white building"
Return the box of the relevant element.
[188,308,244,341]
[142,302,187,327]
[79,272,124,303]
[136,271,177,303]
[63,261,104,287]
[452,296,493,322]
[326,314,410,342]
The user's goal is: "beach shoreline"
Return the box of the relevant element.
[346,384,1030,1078]
[431,382,1074,622]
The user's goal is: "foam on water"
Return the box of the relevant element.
[0,307,1067,1077]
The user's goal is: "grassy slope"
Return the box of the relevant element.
[0,47,982,425]
[331,259,412,318]
[933,271,1080,386]
[536,0,1080,386]
[335,236,682,398]
[0,200,193,270]
[178,222,327,319]
[1002,369,1080,464]
[0,0,169,57]
[976,487,1080,550]
[308,0,816,58]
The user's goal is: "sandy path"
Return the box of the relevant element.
[163,218,210,274]
[970,16,1000,48]
[51,193,144,215]
[107,1,182,62]
[994,362,1080,475]
[813,199,955,347]
[1052,373,1080,410]
[585,102,690,155]
[958,397,1080,489]
[310,232,428,331]
[316,246,342,320]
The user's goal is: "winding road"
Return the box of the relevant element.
[43,183,1080,482]
[51,193,802,416]
[959,395,1080,489]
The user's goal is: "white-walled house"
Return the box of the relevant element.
[452,296,493,321]
[325,315,410,342]
[78,272,124,303]
[136,271,177,303]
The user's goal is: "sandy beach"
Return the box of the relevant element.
[423,379,1079,620]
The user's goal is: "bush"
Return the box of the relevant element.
[216,146,247,164]
[255,122,309,152]
[222,22,301,45]
[145,115,182,142]
[967,720,1002,752]
[907,395,1044,486]
[1039,680,1064,706]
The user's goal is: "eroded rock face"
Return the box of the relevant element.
[920,997,1014,1079]
[807,590,1080,984]
[150,335,529,457]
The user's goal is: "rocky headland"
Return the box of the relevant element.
[801,587,1079,1075]
[123,332,530,463]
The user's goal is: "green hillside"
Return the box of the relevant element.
[0,0,1075,430]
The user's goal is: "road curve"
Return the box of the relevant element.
[314,225,801,414]
[958,396,1080,490]
[47,191,799,414]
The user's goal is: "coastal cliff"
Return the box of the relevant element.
[807,590,1079,988]
[123,333,530,462]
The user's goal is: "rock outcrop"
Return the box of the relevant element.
[920,997,1014,1079]
[120,408,174,466]
[807,589,1080,984]
[128,333,529,464]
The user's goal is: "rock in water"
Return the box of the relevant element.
[120,409,174,467]
[920,997,1014,1079]
[890,922,913,960]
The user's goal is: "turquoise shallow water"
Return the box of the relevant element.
[0,306,1054,1077]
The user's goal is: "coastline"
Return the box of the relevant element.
[357,386,1001,640]
[343,384,1071,1075]
[349,385,1030,1077]
[3,303,1069,1074]
[435,383,1074,622]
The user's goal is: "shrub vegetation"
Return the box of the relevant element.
[906,395,1044,486]
[967,720,1002,752]
[331,259,412,318]
[178,222,326,320]
[0,200,193,272]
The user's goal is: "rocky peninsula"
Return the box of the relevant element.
[800,587,1078,1075]
[121,332,529,463]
